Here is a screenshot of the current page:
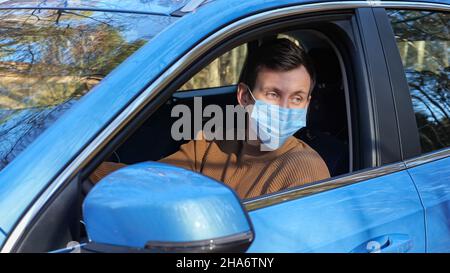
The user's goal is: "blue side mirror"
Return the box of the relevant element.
[82,162,254,253]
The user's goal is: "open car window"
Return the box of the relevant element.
[178,44,247,91]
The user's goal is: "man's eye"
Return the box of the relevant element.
[291,96,303,104]
[266,92,279,99]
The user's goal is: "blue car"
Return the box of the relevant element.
[0,0,449,253]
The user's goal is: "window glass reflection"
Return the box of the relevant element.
[387,10,449,153]
[0,9,177,170]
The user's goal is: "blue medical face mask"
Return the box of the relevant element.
[245,86,307,151]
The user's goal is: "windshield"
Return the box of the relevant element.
[0,8,177,171]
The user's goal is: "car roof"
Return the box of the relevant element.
[0,0,213,16]
[0,0,447,17]
[0,0,450,16]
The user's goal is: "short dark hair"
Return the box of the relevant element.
[241,38,316,94]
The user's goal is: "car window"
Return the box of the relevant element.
[0,9,177,171]
[387,10,449,154]
[178,43,247,91]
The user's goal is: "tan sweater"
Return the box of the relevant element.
[89,137,330,199]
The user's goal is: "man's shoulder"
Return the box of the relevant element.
[282,137,325,163]
[280,137,331,178]
[288,136,316,152]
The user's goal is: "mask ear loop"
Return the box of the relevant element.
[243,84,258,143]
[243,84,257,103]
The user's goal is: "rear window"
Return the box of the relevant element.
[387,10,449,154]
[0,9,177,170]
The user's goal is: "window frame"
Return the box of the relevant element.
[90,7,402,208]
[245,7,404,208]
[90,12,370,182]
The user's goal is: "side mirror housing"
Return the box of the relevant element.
[82,162,254,252]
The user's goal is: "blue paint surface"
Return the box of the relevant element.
[247,170,425,252]
[408,156,450,252]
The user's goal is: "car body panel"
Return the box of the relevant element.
[407,156,450,252]
[247,170,425,252]
[0,0,345,243]
[380,0,449,4]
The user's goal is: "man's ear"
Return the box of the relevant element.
[236,82,252,107]
[305,95,312,109]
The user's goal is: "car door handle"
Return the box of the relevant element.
[351,234,413,253]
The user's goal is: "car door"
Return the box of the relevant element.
[112,6,426,253]
[246,170,424,252]
[243,7,426,253]
[376,6,450,252]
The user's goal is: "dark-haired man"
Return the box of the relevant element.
[90,38,330,199]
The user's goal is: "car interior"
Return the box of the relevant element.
[108,30,350,178]
[13,27,353,252]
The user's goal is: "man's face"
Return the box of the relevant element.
[237,65,312,109]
